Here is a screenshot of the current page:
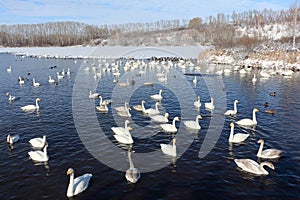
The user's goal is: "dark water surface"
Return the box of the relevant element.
[0,53,299,199]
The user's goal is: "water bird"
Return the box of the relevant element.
[142,100,160,115]
[18,76,25,85]
[264,102,269,107]
[66,168,92,197]
[150,113,169,123]
[160,138,176,157]
[6,92,16,101]
[184,115,202,130]
[111,120,131,136]
[21,98,41,112]
[257,139,283,159]
[193,76,197,84]
[125,149,140,183]
[269,92,276,97]
[115,102,129,113]
[160,116,180,133]
[29,135,47,149]
[48,76,55,84]
[234,159,274,175]
[150,89,163,101]
[28,144,49,162]
[228,123,249,143]
[7,66,12,72]
[57,72,64,80]
[236,108,259,126]
[89,91,99,99]
[193,96,201,108]
[6,134,20,144]
[32,78,40,87]
[224,100,239,115]
[252,74,257,83]
[265,109,275,114]
[113,131,133,144]
[205,97,215,110]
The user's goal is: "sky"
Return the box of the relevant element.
[0,0,297,26]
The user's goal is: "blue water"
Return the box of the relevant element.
[0,53,299,199]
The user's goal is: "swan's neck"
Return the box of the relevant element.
[234,102,238,113]
[229,126,234,141]
[141,101,145,112]
[128,151,134,169]
[159,90,162,96]
[259,163,269,175]
[172,119,176,127]
[172,141,176,156]
[155,103,159,111]
[257,141,264,157]
[195,116,199,123]
[36,100,40,109]
[99,97,103,106]
[7,135,12,143]
[67,172,74,197]
[43,146,48,157]
[252,110,257,123]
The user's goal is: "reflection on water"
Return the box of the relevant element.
[0,53,300,199]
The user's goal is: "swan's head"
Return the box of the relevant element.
[197,96,200,100]
[234,100,239,103]
[159,89,163,93]
[211,97,214,101]
[141,100,145,103]
[125,120,131,124]
[174,117,180,121]
[254,108,259,112]
[197,115,202,119]
[257,138,264,144]
[230,122,234,127]
[98,95,102,99]
[67,168,74,175]
[165,113,169,118]
[6,92,10,96]
[36,98,42,101]
[263,162,275,170]
[155,102,161,106]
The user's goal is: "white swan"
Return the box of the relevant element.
[29,135,47,149]
[150,113,169,123]
[32,78,40,87]
[205,97,215,110]
[194,96,201,108]
[236,108,259,126]
[113,132,133,144]
[133,100,143,112]
[234,158,274,175]
[184,115,202,130]
[115,101,129,112]
[150,89,163,101]
[48,76,55,84]
[125,150,140,183]
[7,66,12,72]
[57,72,64,80]
[21,98,41,112]
[89,91,99,99]
[111,120,131,136]
[98,95,112,106]
[18,76,25,85]
[228,123,249,143]
[67,68,71,76]
[96,103,108,113]
[252,74,257,83]
[66,168,92,197]
[160,116,180,133]
[6,134,20,144]
[224,100,239,115]
[117,106,131,117]
[28,145,49,162]
[160,138,176,157]
[6,92,16,101]
[257,139,283,159]
[119,79,129,87]
[193,76,197,84]
[142,100,160,116]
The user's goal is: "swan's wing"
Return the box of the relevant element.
[236,118,253,125]
[224,110,235,115]
[235,159,259,173]
[73,174,92,196]
[233,133,249,142]
[262,149,283,158]
[111,127,126,136]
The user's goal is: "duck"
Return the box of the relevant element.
[264,102,269,107]
[6,92,16,101]
[21,98,41,112]
[66,168,92,197]
[234,158,274,175]
[269,92,276,97]
[18,76,25,85]
[228,123,249,143]
[125,150,140,183]
[113,132,134,144]
[28,145,49,162]
[193,96,201,108]
[184,115,202,130]
[205,97,215,110]
[48,76,55,84]
[257,139,283,159]
[32,78,40,87]
[111,120,131,136]
[29,135,47,149]
[150,89,163,101]
[6,134,20,144]
[89,91,99,99]
[160,138,176,157]
[265,109,275,114]
[142,100,160,116]
[236,108,259,126]
[150,113,169,123]
[224,100,239,115]
[160,116,180,133]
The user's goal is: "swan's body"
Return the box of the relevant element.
[142,100,160,115]
[125,150,140,183]
[89,91,99,99]
[236,108,259,126]
[133,101,144,112]
[117,106,131,117]
[150,89,163,101]
[111,120,131,136]
[66,168,92,197]
[7,66,12,72]
[184,115,202,130]
[115,102,129,112]
[21,98,41,112]
[160,138,176,157]
[205,97,215,110]
[228,123,249,143]
[224,100,239,115]
[150,113,169,123]
[257,139,283,159]
[6,134,20,144]
[6,92,16,101]
[234,159,274,175]
[29,135,47,149]
[28,145,49,162]
[113,132,133,144]
[96,103,108,113]
[48,76,55,84]
[194,96,201,108]
[32,78,40,87]
[119,79,129,87]
[160,117,180,133]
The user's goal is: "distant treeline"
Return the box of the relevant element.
[0,4,298,47]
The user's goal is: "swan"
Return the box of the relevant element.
[160,116,180,133]
[228,123,249,143]
[89,91,99,99]
[67,68,71,76]
[98,95,112,106]
[48,76,55,84]
[257,139,283,159]
[119,79,129,87]
[133,100,144,112]
[150,89,163,101]
[7,66,12,72]
[234,158,275,175]
[66,168,92,197]
[236,108,259,126]
[6,134,20,144]
[96,103,108,113]
[57,72,64,80]
[21,98,41,112]
[6,92,16,101]
[193,96,201,108]
[193,76,197,84]
[29,135,47,149]
[113,132,133,144]
[224,100,239,115]
[205,97,215,110]
[252,74,257,83]
[18,76,25,85]
[125,150,141,183]
[150,113,169,123]
[184,115,202,130]
[28,145,49,162]
[111,120,131,136]
[115,102,129,112]
[117,106,131,117]
[142,100,160,115]
[32,78,40,87]
[160,138,176,157]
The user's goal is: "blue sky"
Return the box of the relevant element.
[0,0,296,25]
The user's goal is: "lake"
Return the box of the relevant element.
[0,52,299,199]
